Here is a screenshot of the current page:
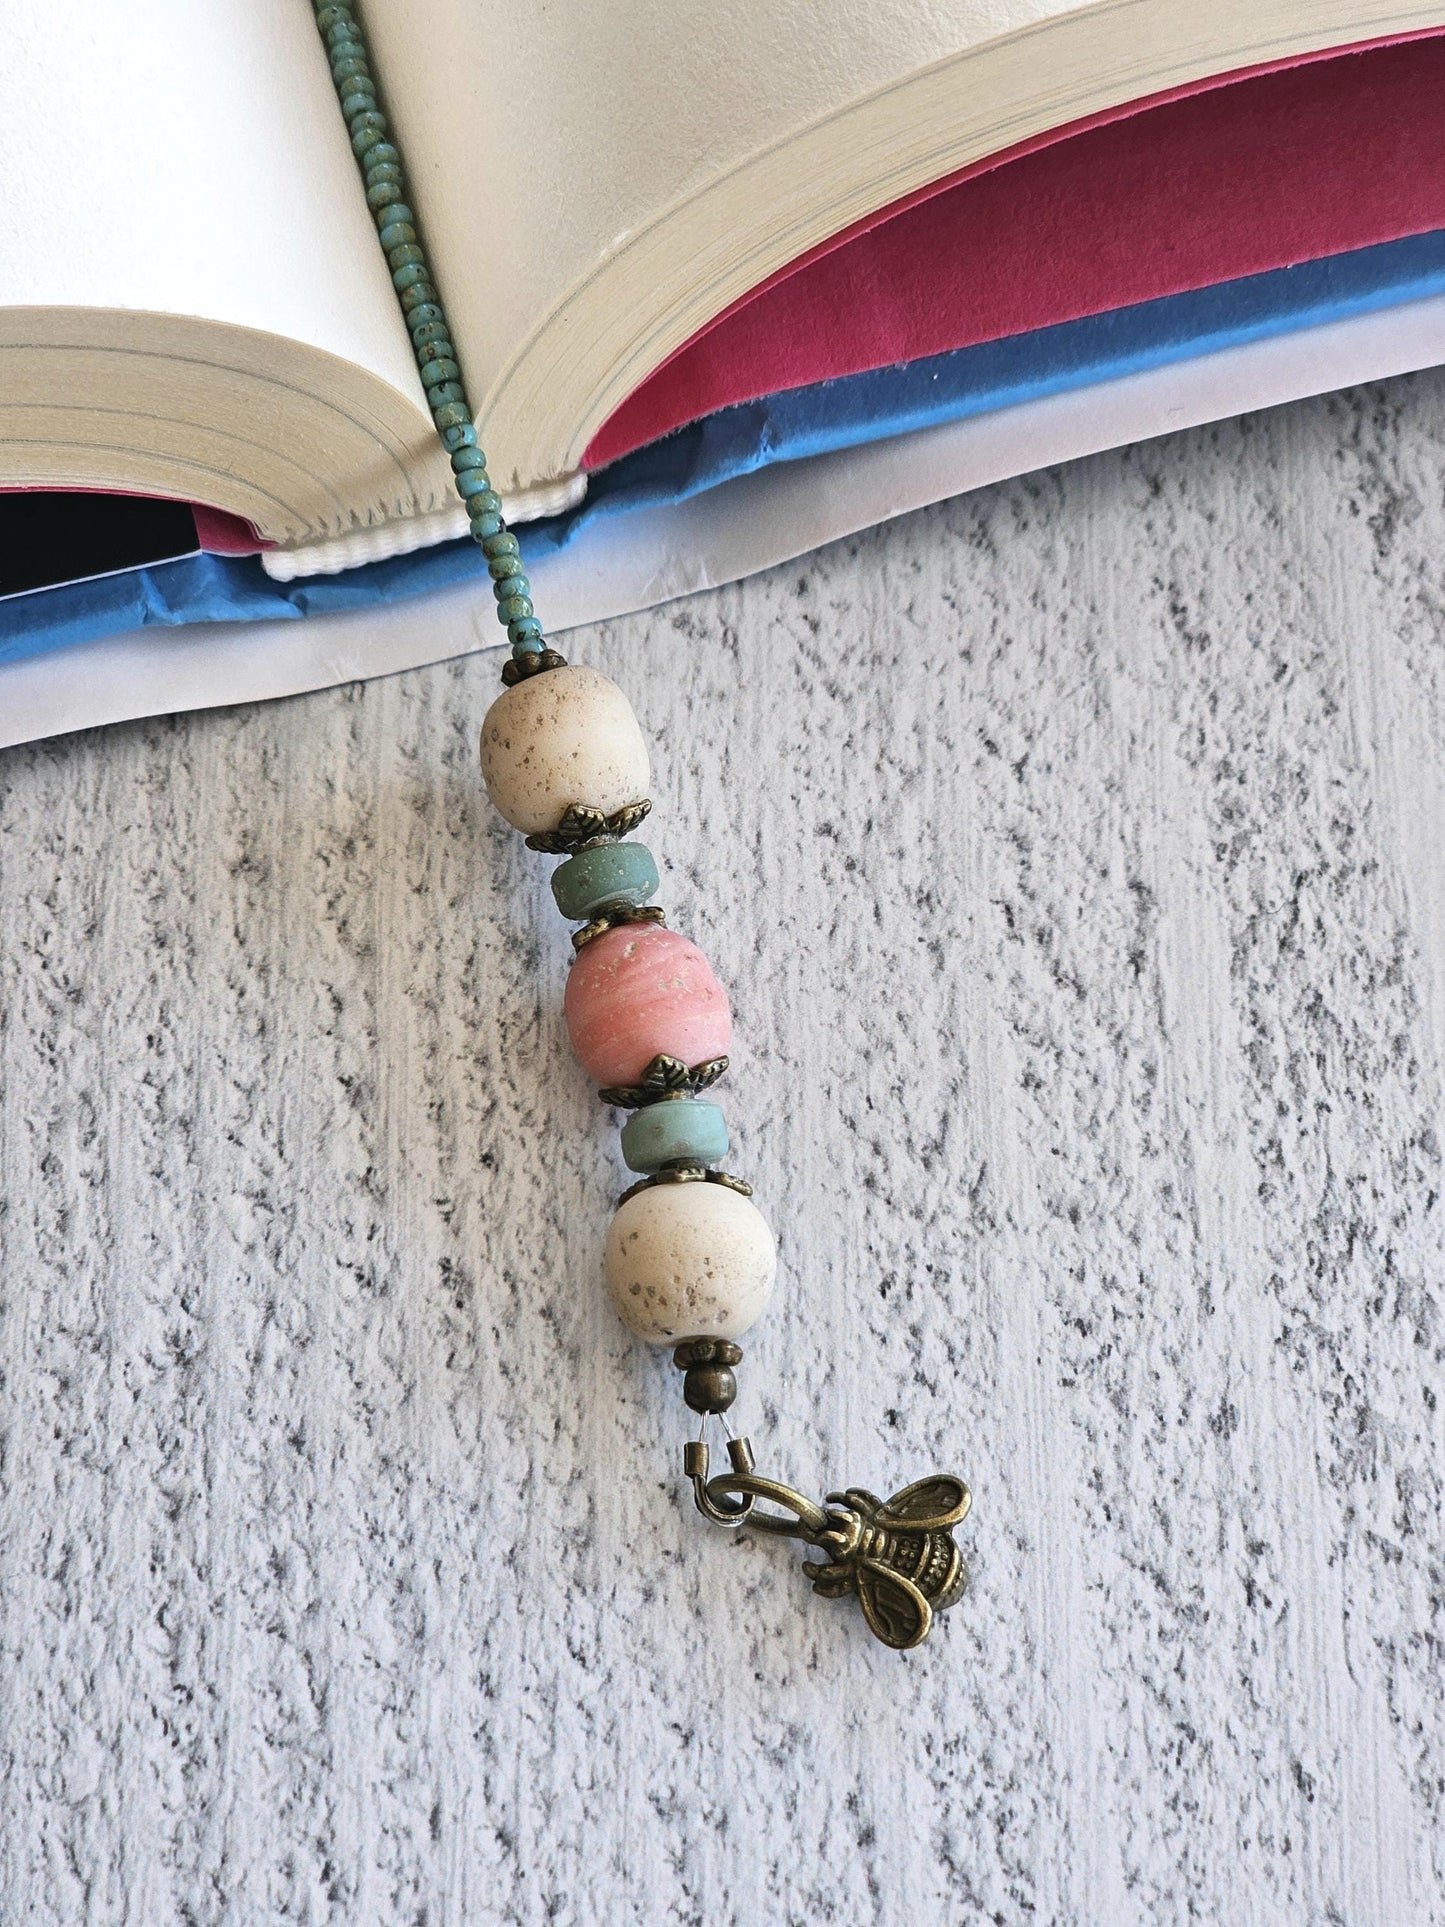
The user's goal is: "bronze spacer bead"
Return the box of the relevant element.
[682,1365,738,1415]
[672,1338,743,1370]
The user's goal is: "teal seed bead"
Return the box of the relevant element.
[480,530,518,559]
[419,356,459,386]
[367,163,404,189]
[456,470,494,499]
[408,305,446,336]
[324,17,359,45]
[442,422,478,453]
[395,263,431,292]
[401,282,437,312]
[512,631,545,655]
[435,402,470,430]
[466,490,503,519]
[551,841,660,922]
[389,245,425,272]
[498,594,534,623]
[330,42,366,66]
[489,555,525,582]
[470,511,504,539]
[368,180,405,209]
[379,221,417,251]
[450,447,486,474]
[494,572,529,599]
[317,6,354,32]
[427,377,465,404]
[363,142,399,170]
[411,319,450,349]
[341,86,377,117]
[620,1101,729,1177]
[351,121,387,154]
[333,57,369,84]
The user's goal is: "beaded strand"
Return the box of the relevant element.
[313,1,554,682]
[313,0,773,1400]
[313,1,971,1650]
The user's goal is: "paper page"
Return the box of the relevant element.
[0,0,419,409]
[363,0,1445,489]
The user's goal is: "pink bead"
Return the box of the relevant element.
[565,924,732,1086]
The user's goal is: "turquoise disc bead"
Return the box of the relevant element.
[620,1100,729,1176]
[551,840,659,921]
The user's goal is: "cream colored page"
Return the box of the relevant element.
[362,0,1060,449]
[362,0,1445,492]
[0,0,420,405]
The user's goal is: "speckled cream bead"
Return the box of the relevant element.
[605,1181,776,1344]
[479,664,649,835]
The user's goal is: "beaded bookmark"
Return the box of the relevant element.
[313,1,971,1649]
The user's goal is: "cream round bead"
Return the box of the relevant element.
[479,664,649,835]
[605,1181,776,1345]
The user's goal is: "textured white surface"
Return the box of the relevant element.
[1,372,1444,1923]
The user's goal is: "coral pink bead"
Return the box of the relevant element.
[565,924,732,1087]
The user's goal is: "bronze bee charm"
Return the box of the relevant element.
[802,1477,972,1650]
[686,1441,971,1650]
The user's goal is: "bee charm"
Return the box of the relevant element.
[804,1478,972,1650]
[686,1440,971,1651]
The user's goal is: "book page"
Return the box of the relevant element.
[364,0,1052,466]
[0,0,421,417]
[364,0,1445,492]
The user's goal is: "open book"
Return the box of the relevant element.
[8,0,1445,582]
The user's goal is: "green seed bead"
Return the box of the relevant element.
[379,221,417,252]
[351,120,387,154]
[419,356,459,387]
[317,6,355,33]
[330,41,366,66]
[363,142,400,171]
[366,162,404,189]
[470,511,504,539]
[498,593,533,623]
[324,16,359,45]
[389,245,425,272]
[368,180,405,209]
[551,841,660,922]
[341,86,377,118]
[434,401,470,430]
[333,56,370,84]
[480,529,518,558]
[619,1100,729,1176]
